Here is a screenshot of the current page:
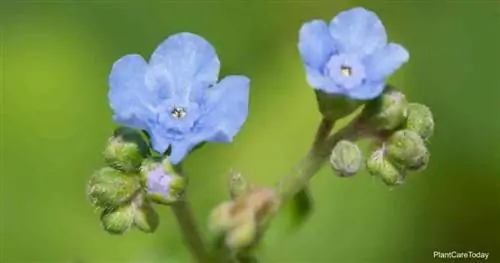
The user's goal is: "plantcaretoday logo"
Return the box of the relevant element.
[433,251,490,260]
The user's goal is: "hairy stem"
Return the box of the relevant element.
[171,198,211,263]
[312,118,335,148]
[276,116,364,204]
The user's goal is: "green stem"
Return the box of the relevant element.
[171,198,211,263]
[276,116,364,203]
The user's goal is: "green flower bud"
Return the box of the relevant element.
[208,201,254,234]
[87,167,139,208]
[228,172,250,199]
[329,140,363,177]
[405,103,434,140]
[100,204,134,235]
[407,147,430,172]
[133,198,160,233]
[366,149,404,186]
[315,91,362,121]
[369,90,408,130]
[225,219,257,250]
[104,127,149,172]
[386,129,428,168]
[140,161,186,205]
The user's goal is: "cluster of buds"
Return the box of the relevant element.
[208,173,280,254]
[328,89,435,186]
[86,127,186,234]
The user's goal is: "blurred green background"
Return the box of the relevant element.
[1,1,500,262]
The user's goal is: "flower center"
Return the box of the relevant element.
[340,65,352,77]
[171,107,186,119]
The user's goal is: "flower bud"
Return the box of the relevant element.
[405,103,434,140]
[87,167,139,208]
[208,201,254,234]
[228,172,250,200]
[100,204,134,235]
[329,140,363,177]
[386,129,428,168]
[225,219,257,250]
[133,199,160,233]
[104,127,149,173]
[141,162,186,205]
[369,90,408,130]
[366,149,404,186]
[407,147,430,172]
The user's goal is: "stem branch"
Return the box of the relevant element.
[276,116,364,204]
[171,199,211,263]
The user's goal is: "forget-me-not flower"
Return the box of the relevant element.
[108,33,250,164]
[298,7,409,100]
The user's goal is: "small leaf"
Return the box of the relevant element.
[288,187,314,229]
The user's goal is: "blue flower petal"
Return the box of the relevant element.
[298,20,337,70]
[149,126,171,154]
[363,43,409,82]
[109,54,158,130]
[345,81,385,100]
[169,140,198,165]
[167,76,250,165]
[148,32,220,102]
[197,75,250,143]
[305,66,343,94]
[329,7,387,55]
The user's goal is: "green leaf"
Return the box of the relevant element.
[288,187,314,229]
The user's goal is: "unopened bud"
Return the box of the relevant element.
[407,147,430,172]
[87,167,139,208]
[369,90,408,130]
[405,103,434,140]
[366,149,404,186]
[386,129,428,168]
[104,127,149,172]
[329,140,363,177]
[240,188,280,226]
[142,162,186,205]
[100,204,134,235]
[208,201,253,234]
[228,172,250,200]
[133,198,160,233]
[225,219,257,250]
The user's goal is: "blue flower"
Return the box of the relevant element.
[298,7,409,100]
[108,33,250,164]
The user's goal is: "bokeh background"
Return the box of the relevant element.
[2,1,500,262]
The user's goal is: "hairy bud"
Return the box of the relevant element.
[386,129,428,168]
[104,127,149,172]
[141,161,186,205]
[329,140,363,177]
[100,204,135,235]
[208,202,254,234]
[133,198,160,233]
[366,149,404,186]
[225,219,257,250]
[228,172,250,200]
[405,103,434,140]
[87,167,139,208]
[370,90,408,130]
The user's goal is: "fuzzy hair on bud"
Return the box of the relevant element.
[228,172,250,200]
[386,129,428,169]
[329,140,363,177]
[104,127,149,173]
[366,148,405,186]
[405,103,434,140]
[87,167,140,208]
[100,204,135,235]
[369,89,408,131]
